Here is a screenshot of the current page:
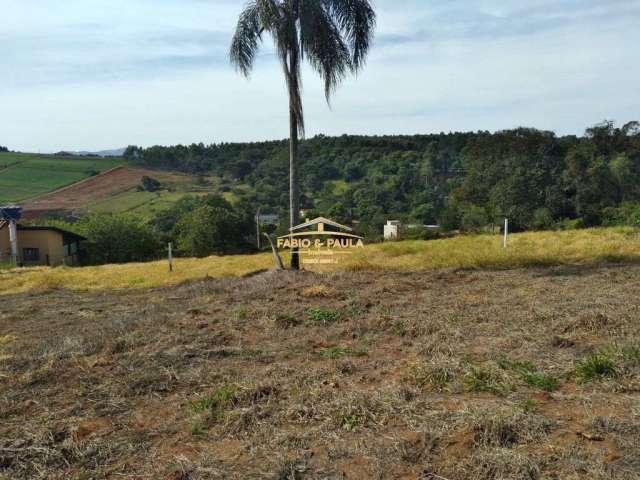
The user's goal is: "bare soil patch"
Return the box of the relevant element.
[21,166,179,214]
[1,264,640,479]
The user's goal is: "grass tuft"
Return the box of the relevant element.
[318,346,368,359]
[191,385,237,418]
[575,352,619,382]
[307,308,341,324]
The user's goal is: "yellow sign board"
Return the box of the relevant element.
[277,217,364,264]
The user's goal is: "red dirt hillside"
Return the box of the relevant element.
[21,167,165,216]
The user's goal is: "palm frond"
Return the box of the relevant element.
[229,2,263,76]
[322,0,376,71]
[300,0,350,102]
[229,0,283,76]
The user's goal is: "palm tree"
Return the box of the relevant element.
[230,0,376,269]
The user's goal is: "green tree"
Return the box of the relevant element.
[174,205,241,257]
[461,205,488,233]
[140,176,161,192]
[77,214,162,265]
[230,0,376,269]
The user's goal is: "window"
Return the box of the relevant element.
[23,248,40,262]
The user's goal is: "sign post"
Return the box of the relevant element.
[168,242,173,272]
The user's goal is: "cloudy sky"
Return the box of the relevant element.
[2,0,639,152]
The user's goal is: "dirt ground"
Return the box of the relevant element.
[22,166,179,214]
[1,264,640,479]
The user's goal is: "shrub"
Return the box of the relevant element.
[531,208,555,230]
[140,176,161,192]
[67,214,162,265]
[175,205,242,257]
[461,205,488,233]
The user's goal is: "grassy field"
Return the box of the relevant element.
[0,152,122,203]
[1,227,639,295]
[86,174,249,218]
[1,259,640,478]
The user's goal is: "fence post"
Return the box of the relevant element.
[168,242,173,272]
[503,218,509,249]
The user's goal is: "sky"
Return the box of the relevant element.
[1,0,639,152]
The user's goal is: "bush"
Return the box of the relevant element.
[74,214,162,265]
[439,201,461,231]
[530,208,554,230]
[174,205,242,257]
[555,217,585,230]
[602,203,640,227]
[461,205,488,233]
[140,176,161,192]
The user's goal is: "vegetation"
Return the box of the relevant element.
[3,261,640,478]
[0,152,121,203]
[174,205,244,256]
[45,214,162,265]
[139,175,161,192]
[575,351,619,382]
[1,227,638,294]
[229,0,376,269]
[122,121,640,237]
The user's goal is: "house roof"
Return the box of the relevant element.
[15,225,87,242]
[290,216,353,232]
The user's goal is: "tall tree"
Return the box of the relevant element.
[230,0,376,269]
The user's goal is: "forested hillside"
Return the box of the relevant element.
[123,121,639,235]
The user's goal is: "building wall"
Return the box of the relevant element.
[0,227,66,266]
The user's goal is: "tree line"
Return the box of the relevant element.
[124,120,640,233]
[45,120,640,266]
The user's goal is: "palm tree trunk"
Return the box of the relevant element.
[289,94,300,270]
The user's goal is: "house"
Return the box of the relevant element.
[0,221,85,266]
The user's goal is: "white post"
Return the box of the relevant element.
[8,219,18,265]
[168,242,173,272]
[503,218,509,249]
[256,212,261,250]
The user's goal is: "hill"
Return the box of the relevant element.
[0,151,241,219]
[1,255,639,478]
[124,121,640,232]
[0,152,122,205]
[21,166,231,219]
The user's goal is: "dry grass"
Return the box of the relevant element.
[1,264,640,478]
[1,227,640,295]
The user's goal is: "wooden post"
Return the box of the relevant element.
[256,210,261,250]
[168,242,173,272]
[263,233,285,270]
[503,218,509,249]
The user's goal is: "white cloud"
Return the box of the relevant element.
[0,0,638,151]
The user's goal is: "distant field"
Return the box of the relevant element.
[86,174,246,218]
[0,152,121,204]
[1,227,639,294]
